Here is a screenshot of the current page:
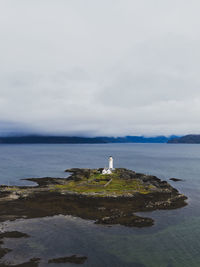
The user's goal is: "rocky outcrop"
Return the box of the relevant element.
[48,255,87,264]
[170,178,184,182]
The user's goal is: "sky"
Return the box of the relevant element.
[1,0,200,137]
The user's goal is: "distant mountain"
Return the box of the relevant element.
[98,136,176,143]
[0,136,106,144]
[168,135,200,144]
[0,135,177,144]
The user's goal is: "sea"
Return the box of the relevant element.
[0,143,200,267]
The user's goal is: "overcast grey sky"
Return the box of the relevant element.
[1,0,200,136]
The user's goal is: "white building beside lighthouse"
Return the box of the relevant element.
[102,156,114,174]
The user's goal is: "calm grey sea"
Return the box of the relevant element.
[0,143,200,267]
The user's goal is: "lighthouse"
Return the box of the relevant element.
[109,156,113,170]
[102,156,114,174]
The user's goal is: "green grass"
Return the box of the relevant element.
[50,171,153,196]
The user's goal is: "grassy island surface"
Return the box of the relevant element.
[52,169,154,195]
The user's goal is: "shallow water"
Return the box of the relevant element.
[0,143,200,266]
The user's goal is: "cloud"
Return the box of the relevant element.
[1,0,200,136]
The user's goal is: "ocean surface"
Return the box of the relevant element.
[0,143,200,266]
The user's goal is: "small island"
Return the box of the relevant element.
[0,162,187,228]
[0,158,188,265]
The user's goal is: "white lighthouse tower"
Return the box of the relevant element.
[109,156,113,170]
[102,156,114,174]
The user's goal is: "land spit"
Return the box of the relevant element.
[0,168,187,265]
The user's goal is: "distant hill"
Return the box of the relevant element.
[0,135,177,144]
[0,136,106,144]
[168,135,200,144]
[99,136,175,143]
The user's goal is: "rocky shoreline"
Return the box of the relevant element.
[0,168,187,265]
[0,168,187,227]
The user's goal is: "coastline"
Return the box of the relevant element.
[0,167,187,266]
[0,168,187,226]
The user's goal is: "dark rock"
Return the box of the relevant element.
[96,214,154,227]
[170,178,184,182]
[0,231,30,262]
[0,258,40,267]
[0,248,11,260]
[0,231,29,239]
[48,255,87,264]
[23,177,68,187]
